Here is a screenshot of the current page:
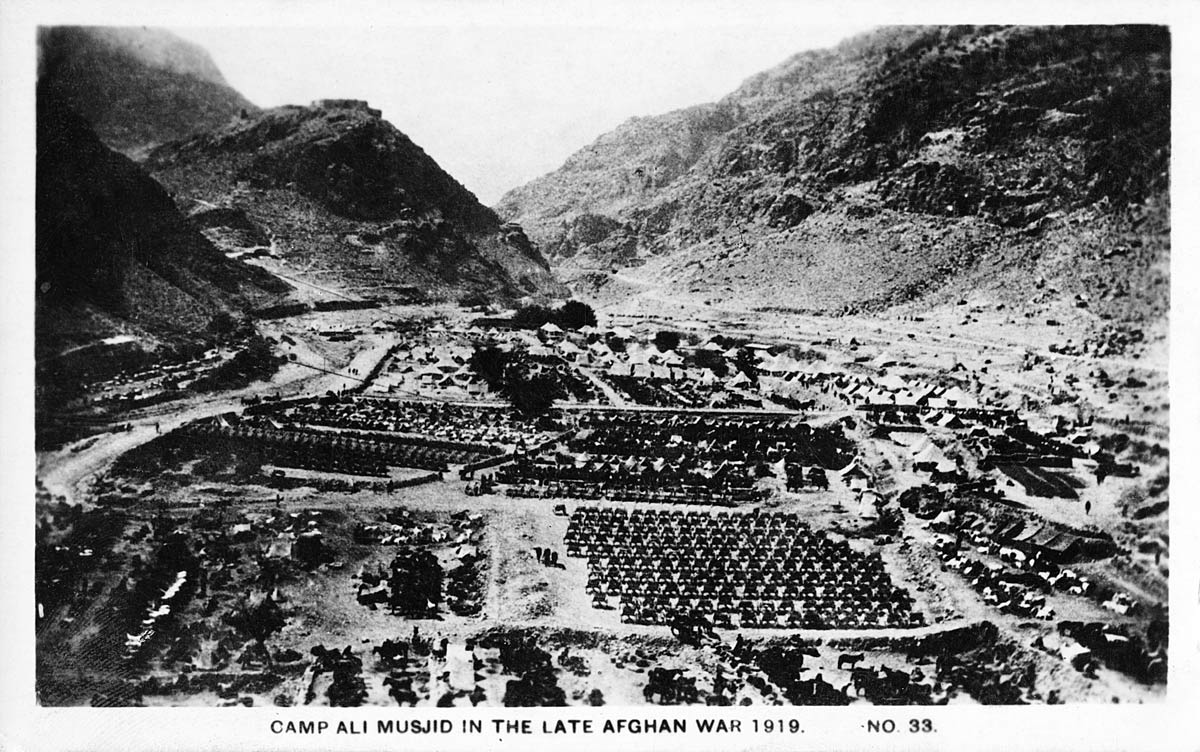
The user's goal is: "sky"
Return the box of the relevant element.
[170,23,872,205]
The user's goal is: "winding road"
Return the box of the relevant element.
[37,333,397,508]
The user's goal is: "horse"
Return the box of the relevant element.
[372,638,409,665]
[849,666,877,695]
[837,652,865,670]
[644,667,698,705]
[383,675,419,706]
[880,666,911,689]
[670,610,717,646]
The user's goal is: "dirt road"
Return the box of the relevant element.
[37,333,397,507]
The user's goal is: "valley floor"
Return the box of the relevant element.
[34,271,1168,708]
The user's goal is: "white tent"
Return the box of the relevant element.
[943,386,979,408]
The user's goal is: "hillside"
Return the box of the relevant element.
[497,25,1169,322]
[147,100,564,304]
[38,26,257,156]
[36,92,291,360]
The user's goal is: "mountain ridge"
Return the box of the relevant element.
[38,26,258,156]
[147,100,564,304]
[35,91,291,359]
[497,25,1169,322]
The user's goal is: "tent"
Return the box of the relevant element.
[873,351,900,368]
[911,437,956,474]
[943,386,979,409]
[1012,525,1085,562]
[606,362,632,378]
[265,533,295,559]
[841,459,868,477]
[660,351,685,367]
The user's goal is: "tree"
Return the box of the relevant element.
[692,348,728,377]
[468,345,510,389]
[191,336,282,391]
[512,305,553,330]
[554,300,596,330]
[469,345,561,415]
[207,311,238,335]
[654,330,682,352]
[506,369,562,417]
[734,348,759,385]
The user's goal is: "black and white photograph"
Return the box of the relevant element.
[3,1,1196,749]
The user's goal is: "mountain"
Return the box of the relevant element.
[146,100,564,303]
[497,26,1169,321]
[36,92,291,360]
[37,26,257,156]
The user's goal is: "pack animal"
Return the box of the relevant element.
[837,652,865,670]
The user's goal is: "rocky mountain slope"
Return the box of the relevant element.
[36,92,291,359]
[147,100,563,303]
[497,25,1169,321]
[38,26,257,157]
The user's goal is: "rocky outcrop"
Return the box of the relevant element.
[149,100,563,303]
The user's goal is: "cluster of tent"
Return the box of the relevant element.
[273,396,552,450]
[566,507,923,631]
[185,418,463,476]
[499,412,852,503]
[372,343,489,396]
[786,368,983,410]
